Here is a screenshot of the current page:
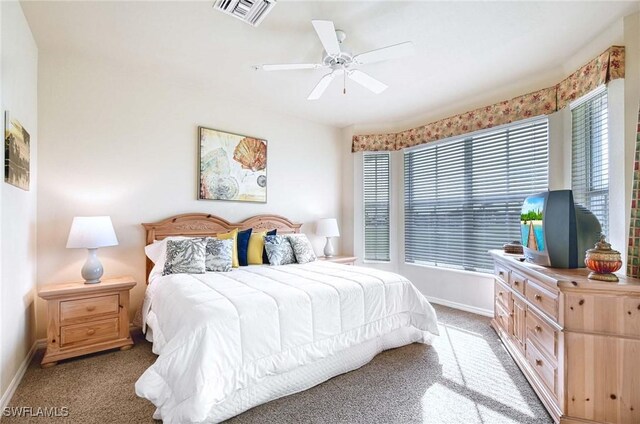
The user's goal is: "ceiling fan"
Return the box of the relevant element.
[255,20,415,100]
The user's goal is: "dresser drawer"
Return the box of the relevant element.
[526,337,557,395]
[494,281,511,311]
[526,307,558,361]
[525,280,558,320]
[495,301,512,334]
[60,294,119,323]
[60,317,119,347]
[511,270,526,295]
[494,263,510,285]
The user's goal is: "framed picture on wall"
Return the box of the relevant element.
[198,127,267,203]
[4,111,30,191]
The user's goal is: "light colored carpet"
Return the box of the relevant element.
[5,305,552,423]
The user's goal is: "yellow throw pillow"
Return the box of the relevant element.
[218,228,239,268]
[247,230,267,265]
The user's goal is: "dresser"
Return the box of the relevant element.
[38,276,137,367]
[490,250,640,424]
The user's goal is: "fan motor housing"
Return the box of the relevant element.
[323,52,353,67]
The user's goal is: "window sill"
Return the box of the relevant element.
[402,261,493,278]
[363,259,391,264]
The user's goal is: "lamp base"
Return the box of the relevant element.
[82,248,104,284]
[323,237,335,257]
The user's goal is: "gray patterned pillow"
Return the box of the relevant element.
[264,235,296,266]
[205,238,233,272]
[287,234,317,264]
[162,238,206,275]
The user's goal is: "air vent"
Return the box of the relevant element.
[214,0,277,27]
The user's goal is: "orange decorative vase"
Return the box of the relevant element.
[584,235,622,282]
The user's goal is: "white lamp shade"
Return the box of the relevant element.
[66,216,119,249]
[316,218,340,237]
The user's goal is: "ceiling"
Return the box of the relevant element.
[22,1,639,129]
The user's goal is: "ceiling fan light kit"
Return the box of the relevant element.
[255,20,414,100]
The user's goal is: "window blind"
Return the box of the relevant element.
[571,88,608,237]
[363,153,390,261]
[404,119,549,272]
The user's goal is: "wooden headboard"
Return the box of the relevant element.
[142,213,302,282]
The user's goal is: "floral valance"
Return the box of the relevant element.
[353,46,625,152]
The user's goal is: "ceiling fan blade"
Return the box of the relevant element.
[353,41,415,65]
[347,70,388,94]
[259,63,324,71]
[307,72,338,100]
[311,20,341,56]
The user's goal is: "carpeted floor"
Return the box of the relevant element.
[5,305,552,423]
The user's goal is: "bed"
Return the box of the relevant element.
[134,213,439,423]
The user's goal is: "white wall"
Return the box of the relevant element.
[0,0,38,406]
[346,12,639,316]
[35,52,343,338]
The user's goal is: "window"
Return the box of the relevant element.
[404,119,549,272]
[363,153,390,261]
[571,88,608,237]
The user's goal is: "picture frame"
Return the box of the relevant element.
[198,126,267,203]
[4,111,30,191]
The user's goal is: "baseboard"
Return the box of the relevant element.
[427,296,493,318]
[0,338,45,413]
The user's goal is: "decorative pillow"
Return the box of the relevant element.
[247,230,267,265]
[287,234,317,264]
[162,238,206,275]
[264,235,296,266]
[217,228,239,268]
[237,228,252,266]
[263,229,277,264]
[205,238,233,272]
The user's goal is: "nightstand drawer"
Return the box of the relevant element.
[60,294,119,323]
[60,318,119,347]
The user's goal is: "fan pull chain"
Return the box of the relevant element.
[343,70,346,94]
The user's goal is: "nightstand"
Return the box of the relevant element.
[317,255,357,265]
[38,276,136,367]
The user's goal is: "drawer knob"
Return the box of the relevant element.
[535,359,543,366]
[514,281,519,286]
[86,305,96,312]
[499,271,504,276]
[498,291,503,296]
[86,329,95,336]
[534,294,542,302]
[535,325,542,333]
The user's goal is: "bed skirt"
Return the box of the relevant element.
[150,326,432,423]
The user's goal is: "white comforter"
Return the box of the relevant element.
[135,261,439,423]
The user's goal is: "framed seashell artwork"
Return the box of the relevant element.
[198,127,267,202]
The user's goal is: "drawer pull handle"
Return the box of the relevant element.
[86,305,96,312]
[534,294,542,302]
[86,329,95,336]
[535,359,543,366]
[535,325,542,333]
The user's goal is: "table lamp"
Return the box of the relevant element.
[316,218,340,257]
[66,216,119,284]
